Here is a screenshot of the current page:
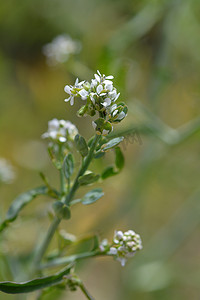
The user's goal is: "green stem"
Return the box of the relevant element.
[65,134,100,205]
[40,251,100,269]
[34,134,100,268]
[60,168,65,195]
[34,217,61,267]
[79,282,95,300]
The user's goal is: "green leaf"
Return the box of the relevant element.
[0,265,72,294]
[93,118,113,135]
[92,235,100,251]
[101,137,124,151]
[81,188,104,205]
[63,153,74,179]
[78,173,100,186]
[53,202,71,220]
[94,150,105,159]
[101,147,124,180]
[77,105,87,117]
[101,166,116,179]
[0,187,48,233]
[74,134,88,157]
[115,147,124,170]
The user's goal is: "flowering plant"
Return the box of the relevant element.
[0,71,142,299]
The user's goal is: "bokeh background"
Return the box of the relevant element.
[0,0,200,299]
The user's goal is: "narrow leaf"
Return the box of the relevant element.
[94,150,105,159]
[101,137,124,151]
[101,166,117,179]
[63,153,74,179]
[78,173,100,186]
[0,265,72,294]
[0,187,48,233]
[115,147,124,170]
[82,188,104,205]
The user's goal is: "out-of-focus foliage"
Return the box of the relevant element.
[0,0,200,299]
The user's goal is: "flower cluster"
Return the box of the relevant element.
[64,71,128,135]
[99,230,142,266]
[43,34,81,66]
[42,118,78,143]
[0,158,15,184]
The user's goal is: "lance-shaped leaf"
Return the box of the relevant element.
[63,153,74,179]
[78,173,100,186]
[101,166,116,180]
[0,186,48,233]
[101,147,125,179]
[81,188,104,205]
[0,264,72,294]
[74,134,88,157]
[101,137,124,151]
[115,147,124,171]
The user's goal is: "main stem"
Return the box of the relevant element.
[34,135,100,268]
[65,134,100,205]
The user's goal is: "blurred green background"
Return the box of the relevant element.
[0,0,200,299]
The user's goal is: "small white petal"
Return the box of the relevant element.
[97,70,102,77]
[118,257,127,267]
[102,129,110,136]
[94,73,101,82]
[64,85,71,94]
[116,112,125,120]
[115,92,120,101]
[70,96,74,105]
[113,110,118,117]
[108,247,118,255]
[79,89,88,100]
[99,245,105,252]
[41,133,49,139]
[105,75,114,80]
[127,230,135,236]
[110,104,117,112]
[97,84,103,94]
[91,79,98,88]
[115,231,124,240]
[103,98,111,106]
[127,241,135,248]
[104,79,113,85]
[59,137,67,142]
[64,97,70,102]
[104,81,113,92]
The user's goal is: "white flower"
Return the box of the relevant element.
[106,229,142,266]
[117,257,127,267]
[108,247,118,255]
[42,119,78,143]
[115,230,124,240]
[64,78,85,105]
[42,34,81,66]
[64,70,127,133]
[99,239,109,252]
[0,158,15,184]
